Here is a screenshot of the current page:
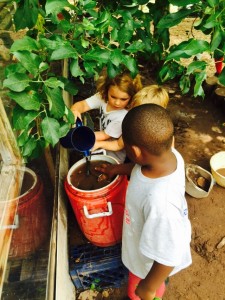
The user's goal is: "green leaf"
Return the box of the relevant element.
[166,39,210,60]
[13,51,42,76]
[107,62,119,78]
[203,13,219,29]
[81,38,89,49]
[126,41,145,53]
[84,0,97,10]
[59,122,71,138]
[65,106,75,124]
[4,63,26,77]
[218,68,225,86]
[41,117,61,146]
[8,90,41,110]
[28,138,47,160]
[211,27,223,52]
[45,0,72,15]
[157,8,196,29]
[193,71,207,97]
[17,129,30,147]
[3,73,30,92]
[70,58,84,77]
[14,0,39,30]
[50,44,77,60]
[39,62,50,73]
[45,87,65,118]
[39,37,62,50]
[207,0,219,7]
[179,75,191,94]
[44,77,64,89]
[117,23,133,48]
[186,61,207,75]
[59,76,79,96]
[13,105,39,130]
[83,49,110,63]
[83,60,98,76]
[22,136,37,157]
[110,49,123,67]
[122,56,138,77]
[10,36,39,52]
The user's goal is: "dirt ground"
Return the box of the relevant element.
[160,83,225,300]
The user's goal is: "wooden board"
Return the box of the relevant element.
[0,98,23,296]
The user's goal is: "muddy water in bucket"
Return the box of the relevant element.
[65,155,128,247]
[70,159,112,190]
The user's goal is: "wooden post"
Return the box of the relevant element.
[55,59,76,299]
[0,98,24,296]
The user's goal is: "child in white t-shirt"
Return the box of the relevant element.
[92,85,169,154]
[121,104,192,300]
[71,68,142,163]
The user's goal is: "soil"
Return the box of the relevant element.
[1,12,225,300]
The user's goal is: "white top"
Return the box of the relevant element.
[122,148,192,278]
[86,93,127,163]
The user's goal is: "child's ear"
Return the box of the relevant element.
[131,145,142,158]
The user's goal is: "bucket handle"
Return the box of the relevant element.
[83,202,112,219]
[0,214,19,230]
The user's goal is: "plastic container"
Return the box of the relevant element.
[69,243,128,290]
[9,168,49,258]
[210,151,225,188]
[65,155,128,247]
[185,164,214,198]
[60,117,95,156]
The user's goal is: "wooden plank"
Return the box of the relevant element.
[0,98,22,165]
[0,97,23,296]
[55,59,76,300]
[0,165,24,295]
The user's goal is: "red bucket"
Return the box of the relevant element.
[65,155,128,247]
[9,168,49,259]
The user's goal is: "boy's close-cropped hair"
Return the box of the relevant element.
[122,103,174,155]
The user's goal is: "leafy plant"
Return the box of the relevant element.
[3,0,225,160]
[158,0,225,96]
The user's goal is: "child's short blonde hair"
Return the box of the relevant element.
[131,85,169,109]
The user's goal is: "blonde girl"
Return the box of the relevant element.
[71,67,142,163]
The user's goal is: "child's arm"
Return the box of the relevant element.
[95,162,135,179]
[92,136,124,151]
[95,131,111,141]
[71,100,91,120]
[135,262,173,300]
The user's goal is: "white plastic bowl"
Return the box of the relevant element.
[185,164,214,198]
[210,151,225,188]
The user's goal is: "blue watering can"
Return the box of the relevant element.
[60,118,95,157]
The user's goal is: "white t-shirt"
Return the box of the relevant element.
[86,93,127,163]
[122,148,192,279]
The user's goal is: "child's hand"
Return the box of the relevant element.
[92,141,102,152]
[95,163,118,180]
[71,109,82,121]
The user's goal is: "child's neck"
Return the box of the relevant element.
[141,150,177,179]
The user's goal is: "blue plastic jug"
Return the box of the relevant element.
[60,118,95,156]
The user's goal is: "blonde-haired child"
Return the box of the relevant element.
[92,85,170,154]
[71,67,142,163]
